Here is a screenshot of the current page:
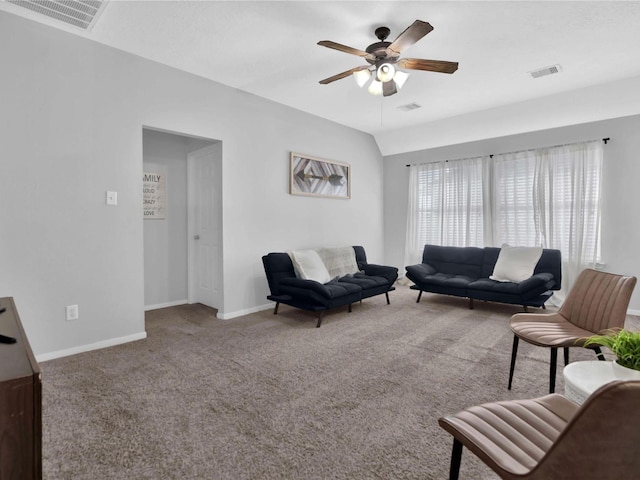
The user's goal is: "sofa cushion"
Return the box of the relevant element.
[289,250,331,284]
[279,277,361,301]
[490,244,543,283]
[406,263,436,278]
[469,273,555,301]
[406,264,474,288]
[419,273,474,289]
[338,273,389,290]
[410,273,472,297]
[422,245,485,279]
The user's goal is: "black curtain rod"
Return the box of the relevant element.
[405,138,610,167]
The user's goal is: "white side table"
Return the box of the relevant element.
[563,361,617,405]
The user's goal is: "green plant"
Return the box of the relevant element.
[583,329,640,371]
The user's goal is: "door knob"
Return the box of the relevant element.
[194,235,200,240]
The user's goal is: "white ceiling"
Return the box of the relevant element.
[4,0,640,154]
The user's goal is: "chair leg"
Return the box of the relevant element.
[564,347,570,366]
[449,439,463,480]
[416,290,423,303]
[549,347,558,394]
[593,346,606,360]
[316,311,324,328]
[385,292,390,304]
[508,335,519,390]
[273,302,280,315]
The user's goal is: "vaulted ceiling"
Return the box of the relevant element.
[3,1,640,155]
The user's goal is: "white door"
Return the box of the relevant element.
[187,144,222,309]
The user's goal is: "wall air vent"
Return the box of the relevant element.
[7,0,108,30]
[529,64,562,79]
[397,102,422,112]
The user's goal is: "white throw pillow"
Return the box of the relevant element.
[289,250,331,284]
[490,244,543,283]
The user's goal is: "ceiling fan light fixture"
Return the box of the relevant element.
[394,70,409,89]
[353,69,371,87]
[368,79,383,96]
[376,63,395,83]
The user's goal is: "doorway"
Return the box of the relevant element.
[142,127,222,313]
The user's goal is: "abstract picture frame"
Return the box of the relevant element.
[289,152,351,199]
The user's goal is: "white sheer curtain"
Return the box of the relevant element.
[531,141,603,301]
[405,140,603,301]
[404,157,486,268]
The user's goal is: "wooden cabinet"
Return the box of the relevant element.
[0,297,42,480]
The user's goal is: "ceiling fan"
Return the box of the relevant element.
[318,20,458,97]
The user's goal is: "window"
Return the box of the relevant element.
[414,158,484,249]
[491,152,538,247]
[405,140,603,294]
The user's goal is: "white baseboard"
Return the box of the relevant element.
[628,309,640,317]
[217,303,273,320]
[144,299,188,311]
[36,331,148,363]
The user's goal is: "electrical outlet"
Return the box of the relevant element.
[66,304,79,321]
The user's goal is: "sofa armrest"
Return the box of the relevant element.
[361,263,399,285]
[279,277,333,299]
[405,263,437,280]
[518,272,555,293]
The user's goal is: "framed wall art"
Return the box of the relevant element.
[143,171,167,219]
[290,152,351,199]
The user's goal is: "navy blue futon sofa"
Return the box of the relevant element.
[405,245,562,311]
[262,246,398,327]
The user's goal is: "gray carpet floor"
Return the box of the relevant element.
[41,285,630,479]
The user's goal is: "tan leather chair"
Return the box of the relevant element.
[508,268,636,393]
[438,380,640,480]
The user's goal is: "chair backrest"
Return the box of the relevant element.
[531,380,640,478]
[559,268,637,333]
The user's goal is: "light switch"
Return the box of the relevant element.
[106,191,118,206]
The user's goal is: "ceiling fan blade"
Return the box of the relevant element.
[319,66,370,85]
[382,81,397,97]
[318,40,375,60]
[386,20,433,56]
[397,58,459,74]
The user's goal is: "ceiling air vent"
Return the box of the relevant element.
[397,102,422,112]
[7,0,108,30]
[529,64,562,79]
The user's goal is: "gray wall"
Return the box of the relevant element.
[384,114,640,312]
[0,11,384,359]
